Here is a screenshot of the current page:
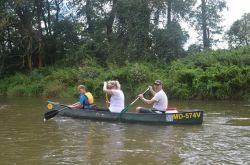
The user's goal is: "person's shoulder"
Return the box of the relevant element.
[157,90,166,95]
[118,89,124,95]
[161,89,166,93]
[113,89,124,96]
[118,89,124,93]
[80,94,87,99]
[85,92,93,96]
[161,90,167,95]
[112,89,123,93]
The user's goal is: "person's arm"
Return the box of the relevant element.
[76,95,86,109]
[68,103,83,109]
[103,82,113,95]
[149,86,156,96]
[138,94,156,105]
[71,102,80,106]
[116,80,121,89]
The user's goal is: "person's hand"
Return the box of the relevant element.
[138,94,144,99]
[103,82,108,91]
[68,105,73,108]
[148,85,153,91]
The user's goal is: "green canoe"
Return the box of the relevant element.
[46,102,203,125]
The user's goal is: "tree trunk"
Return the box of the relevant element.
[86,0,94,34]
[106,0,117,41]
[15,5,34,71]
[42,9,49,35]
[167,0,172,26]
[26,36,33,71]
[55,0,61,23]
[154,9,160,27]
[36,0,43,68]
[7,27,12,50]
[46,0,52,36]
[201,0,210,49]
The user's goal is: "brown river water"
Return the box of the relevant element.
[0,97,249,165]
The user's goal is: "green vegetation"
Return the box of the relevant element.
[1,0,249,101]
[0,0,227,76]
[1,46,249,100]
[168,46,250,100]
[226,13,250,48]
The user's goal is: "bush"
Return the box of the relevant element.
[29,82,45,96]
[7,73,30,86]
[7,85,28,96]
[0,80,8,95]
[43,81,65,98]
[44,68,78,86]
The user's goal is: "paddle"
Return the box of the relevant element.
[120,88,149,114]
[105,93,110,108]
[44,103,75,121]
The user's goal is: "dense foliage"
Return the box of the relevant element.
[191,0,226,49]
[1,45,249,100]
[0,0,228,77]
[1,0,249,101]
[226,13,250,48]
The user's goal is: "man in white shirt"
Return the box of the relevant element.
[136,80,168,113]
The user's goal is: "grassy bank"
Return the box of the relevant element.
[0,46,250,100]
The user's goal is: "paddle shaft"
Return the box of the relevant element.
[48,101,77,108]
[129,87,150,105]
[121,88,149,113]
[57,106,69,112]
[105,93,109,108]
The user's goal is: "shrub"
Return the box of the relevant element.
[43,81,65,98]
[0,81,8,95]
[7,85,28,96]
[29,82,45,96]
[44,68,78,86]
[7,73,30,86]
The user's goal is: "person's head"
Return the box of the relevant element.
[107,80,121,89]
[78,85,86,94]
[153,80,163,92]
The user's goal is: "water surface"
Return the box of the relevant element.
[0,97,249,164]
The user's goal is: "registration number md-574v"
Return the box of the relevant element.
[166,111,202,122]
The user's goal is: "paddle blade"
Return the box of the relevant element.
[44,110,59,121]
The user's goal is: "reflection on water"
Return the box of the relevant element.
[0,97,249,164]
[43,119,185,165]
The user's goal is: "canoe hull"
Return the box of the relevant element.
[50,104,203,125]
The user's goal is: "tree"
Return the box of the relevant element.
[148,0,195,27]
[191,0,227,49]
[152,21,189,62]
[226,13,250,48]
[187,44,202,55]
[0,0,202,76]
[0,0,81,75]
